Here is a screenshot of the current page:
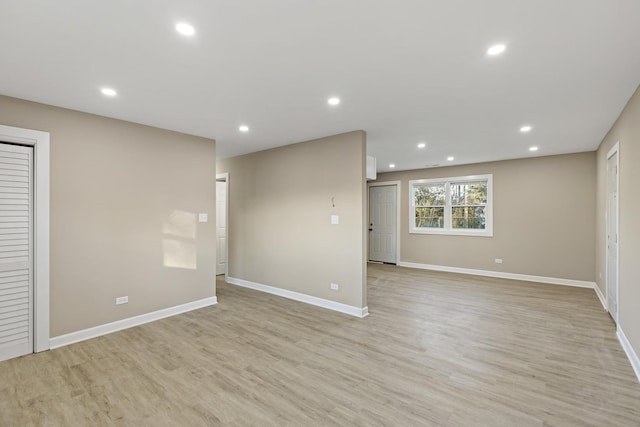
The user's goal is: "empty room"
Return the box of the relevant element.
[1,1,640,426]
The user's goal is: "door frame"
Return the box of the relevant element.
[216,172,229,279]
[367,180,401,264]
[606,142,619,322]
[0,124,50,353]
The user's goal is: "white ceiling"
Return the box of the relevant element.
[2,0,640,172]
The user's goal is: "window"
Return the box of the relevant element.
[410,174,493,236]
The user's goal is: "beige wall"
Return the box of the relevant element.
[596,85,640,361]
[0,95,217,337]
[217,131,367,309]
[376,152,596,281]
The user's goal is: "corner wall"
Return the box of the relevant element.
[376,152,596,282]
[596,84,640,378]
[217,131,367,312]
[0,95,217,337]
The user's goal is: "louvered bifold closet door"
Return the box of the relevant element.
[0,143,33,362]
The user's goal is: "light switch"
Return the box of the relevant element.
[331,215,339,225]
[198,213,208,223]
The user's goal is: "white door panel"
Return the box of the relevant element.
[369,185,397,264]
[0,143,33,362]
[606,151,618,322]
[216,180,227,275]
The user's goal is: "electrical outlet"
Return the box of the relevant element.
[116,296,129,305]
[494,258,503,264]
[330,283,339,291]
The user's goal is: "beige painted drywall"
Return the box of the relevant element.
[217,131,367,309]
[376,152,596,282]
[0,95,217,337]
[596,84,640,362]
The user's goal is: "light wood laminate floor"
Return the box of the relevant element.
[1,264,639,426]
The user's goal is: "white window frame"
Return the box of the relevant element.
[409,174,493,237]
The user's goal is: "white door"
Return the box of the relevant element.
[216,180,227,275]
[606,150,619,322]
[0,143,33,362]
[369,185,397,264]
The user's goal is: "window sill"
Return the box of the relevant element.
[409,228,493,237]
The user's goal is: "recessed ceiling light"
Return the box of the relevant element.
[487,44,506,56]
[176,22,195,36]
[520,125,532,133]
[417,142,426,149]
[529,146,539,152]
[447,156,455,161]
[100,88,117,97]
[239,125,249,132]
[328,97,340,106]
[389,164,396,168]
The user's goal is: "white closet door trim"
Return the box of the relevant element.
[0,125,50,353]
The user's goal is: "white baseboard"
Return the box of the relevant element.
[617,326,640,383]
[226,276,368,318]
[50,296,218,349]
[397,261,596,289]
[593,283,607,310]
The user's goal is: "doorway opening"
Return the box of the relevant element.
[216,173,229,277]
[368,181,400,264]
[606,143,619,323]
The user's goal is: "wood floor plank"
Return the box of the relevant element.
[1,263,639,426]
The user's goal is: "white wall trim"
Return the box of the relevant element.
[0,124,50,353]
[617,326,640,383]
[226,276,368,318]
[593,283,607,310]
[397,261,596,289]
[368,180,401,264]
[49,297,218,349]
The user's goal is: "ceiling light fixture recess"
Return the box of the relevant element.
[100,88,117,97]
[520,125,532,133]
[529,146,539,152]
[327,97,340,106]
[389,164,396,168]
[487,44,506,56]
[417,142,426,149]
[239,125,249,132]
[176,22,195,36]
[447,156,455,161]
